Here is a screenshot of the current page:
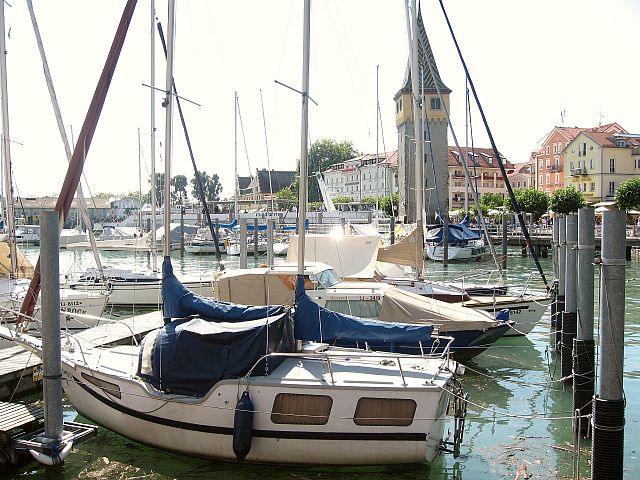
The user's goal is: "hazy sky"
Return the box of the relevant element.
[3,0,639,199]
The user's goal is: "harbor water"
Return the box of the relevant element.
[5,245,639,479]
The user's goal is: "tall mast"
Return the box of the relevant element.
[409,0,424,275]
[0,0,17,278]
[234,91,238,220]
[150,0,158,271]
[297,0,311,276]
[162,0,176,258]
[375,65,379,213]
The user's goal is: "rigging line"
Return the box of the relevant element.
[235,97,254,193]
[438,0,548,291]
[156,19,222,264]
[259,89,275,212]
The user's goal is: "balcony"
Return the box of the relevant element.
[549,164,562,172]
[570,167,587,176]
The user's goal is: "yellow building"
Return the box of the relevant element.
[564,130,640,203]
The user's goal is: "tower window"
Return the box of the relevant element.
[430,97,441,110]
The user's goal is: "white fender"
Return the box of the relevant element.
[29,441,73,466]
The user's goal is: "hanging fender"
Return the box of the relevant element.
[233,390,254,462]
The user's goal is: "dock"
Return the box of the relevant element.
[0,310,163,401]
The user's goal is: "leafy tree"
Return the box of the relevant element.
[308,139,358,202]
[379,193,399,216]
[504,188,549,220]
[615,177,640,210]
[190,171,223,202]
[333,195,354,205]
[549,186,585,214]
[171,174,188,204]
[274,186,297,209]
[479,192,504,211]
[361,196,377,205]
[309,201,323,211]
[149,173,165,207]
[94,192,114,199]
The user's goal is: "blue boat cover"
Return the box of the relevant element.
[141,257,295,396]
[293,276,433,343]
[138,313,295,396]
[425,222,481,244]
[219,219,238,229]
[161,257,284,320]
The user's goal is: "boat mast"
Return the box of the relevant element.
[234,91,239,220]
[375,64,379,213]
[26,0,105,277]
[162,0,176,258]
[408,0,424,276]
[150,0,158,271]
[0,0,17,278]
[297,0,311,276]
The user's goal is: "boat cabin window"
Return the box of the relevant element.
[354,397,416,426]
[309,269,342,289]
[324,299,381,318]
[271,393,332,425]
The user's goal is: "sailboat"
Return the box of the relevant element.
[0,0,466,465]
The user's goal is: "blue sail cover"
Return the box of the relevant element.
[161,257,284,320]
[138,313,295,397]
[425,222,481,244]
[219,219,238,229]
[293,276,433,344]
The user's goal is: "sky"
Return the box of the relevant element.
[3,0,639,200]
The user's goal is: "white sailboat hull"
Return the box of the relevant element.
[425,243,484,261]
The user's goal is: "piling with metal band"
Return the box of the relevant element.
[40,210,63,442]
[550,218,559,331]
[555,215,566,352]
[574,208,595,436]
[239,218,248,269]
[253,217,259,266]
[502,216,508,270]
[267,219,274,266]
[390,216,395,245]
[592,208,626,480]
[562,214,578,381]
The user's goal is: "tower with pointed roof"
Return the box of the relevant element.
[394,8,450,223]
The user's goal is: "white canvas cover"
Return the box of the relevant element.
[286,234,380,279]
[378,286,497,332]
[377,226,423,269]
[0,240,34,279]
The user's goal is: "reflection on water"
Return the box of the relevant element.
[5,247,639,478]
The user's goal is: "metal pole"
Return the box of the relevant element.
[555,215,566,352]
[592,208,626,480]
[162,0,176,259]
[179,206,184,258]
[561,213,578,381]
[267,218,274,266]
[502,215,508,270]
[150,0,158,272]
[40,210,63,442]
[574,207,595,436]
[253,217,259,266]
[551,216,559,335]
[239,218,247,269]
[390,215,395,245]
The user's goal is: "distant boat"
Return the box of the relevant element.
[424,217,485,262]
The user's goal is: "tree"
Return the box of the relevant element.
[190,171,223,203]
[171,174,188,204]
[379,193,399,216]
[149,173,165,207]
[333,195,354,205]
[615,177,640,211]
[549,186,585,214]
[504,188,549,220]
[361,196,377,205]
[479,192,504,211]
[274,186,297,209]
[308,139,358,202]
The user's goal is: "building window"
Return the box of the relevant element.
[553,143,557,154]
[546,174,550,184]
[570,161,574,170]
[590,182,595,192]
[609,158,615,173]
[539,175,543,186]
[578,143,587,157]
[271,393,333,425]
[608,181,615,196]
[555,173,560,184]
[545,145,550,155]
[546,159,550,169]
[590,159,594,170]
[354,397,417,426]
[430,97,441,110]
[396,98,402,113]
[554,155,560,165]
[538,161,543,170]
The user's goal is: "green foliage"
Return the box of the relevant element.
[504,188,549,220]
[479,192,504,211]
[332,195,354,205]
[470,204,489,218]
[308,202,324,211]
[94,192,113,199]
[308,139,358,202]
[379,193,399,216]
[149,173,165,207]
[190,171,223,202]
[549,186,585,214]
[615,177,640,211]
[171,175,188,204]
[361,196,377,205]
[274,186,297,209]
